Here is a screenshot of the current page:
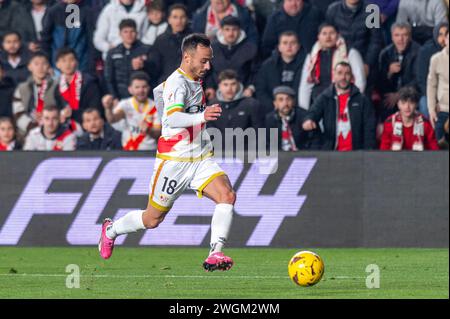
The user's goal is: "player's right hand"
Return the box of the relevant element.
[204,104,222,121]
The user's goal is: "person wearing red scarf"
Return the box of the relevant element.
[55,47,102,131]
[380,86,439,151]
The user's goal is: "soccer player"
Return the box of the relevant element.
[98,34,236,272]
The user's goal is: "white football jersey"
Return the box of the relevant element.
[156,68,213,161]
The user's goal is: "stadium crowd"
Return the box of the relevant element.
[0,0,449,152]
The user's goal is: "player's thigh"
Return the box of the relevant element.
[147,158,189,216]
[190,159,236,204]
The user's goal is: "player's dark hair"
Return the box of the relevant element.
[218,69,239,83]
[168,3,188,17]
[55,47,78,62]
[119,19,137,31]
[398,86,420,104]
[129,71,150,86]
[1,30,22,42]
[318,22,339,34]
[181,33,211,53]
[278,31,299,44]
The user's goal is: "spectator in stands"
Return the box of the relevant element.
[0,31,30,85]
[204,15,258,100]
[326,0,383,81]
[207,69,264,150]
[255,31,306,114]
[262,0,323,57]
[0,0,32,41]
[140,0,168,46]
[265,85,321,151]
[55,47,103,128]
[427,31,449,142]
[94,0,147,59]
[192,0,259,44]
[13,52,61,137]
[103,72,160,151]
[0,117,21,150]
[302,61,376,151]
[76,107,122,150]
[367,0,399,45]
[23,104,76,150]
[153,4,192,83]
[0,63,14,118]
[396,0,448,45]
[417,22,448,118]
[378,22,420,121]
[41,0,97,74]
[19,0,51,51]
[104,19,160,101]
[380,86,439,151]
[252,0,282,35]
[299,23,366,111]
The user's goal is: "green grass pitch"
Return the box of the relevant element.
[0,247,447,299]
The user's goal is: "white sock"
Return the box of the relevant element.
[210,203,234,254]
[106,210,145,239]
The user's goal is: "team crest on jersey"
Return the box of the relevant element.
[159,194,170,203]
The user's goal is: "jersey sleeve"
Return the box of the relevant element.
[163,80,186,116]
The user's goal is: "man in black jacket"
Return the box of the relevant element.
[303,61,376,150]
[77,107,122,150]
[378,22,420,121]
[255,31,306,114]
[326,0,383,82]
[104,19,160,101]
[416,22,448,118]
[265,85,321,151]
[204,15,257,99]
[207,69,264,153]
[0,31,30,85]
[153,3,192,83]
[261,0,323,58]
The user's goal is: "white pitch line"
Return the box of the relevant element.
[0,273,364,280]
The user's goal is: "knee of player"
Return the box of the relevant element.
[221,189,236,205]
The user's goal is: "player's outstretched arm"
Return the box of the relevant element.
[167,104,222,128]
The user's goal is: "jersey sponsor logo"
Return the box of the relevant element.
[0,157,316,246]
[185,105,206,114]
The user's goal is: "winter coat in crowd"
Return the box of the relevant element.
[261,1,323,58]
[206,29,258,89]
[0,48,30,86]
[326,0,383,67]
[416,22,449,96]
[41,0,97,74]
[104,40,160,99]
[254,48,307,114]
[153,27,192,84]
[0,74,15,118]
[0,0,32,41]
[94,0,147,58]
[378,40,421,94]
[76,123,122,150]
[303,84,377,150]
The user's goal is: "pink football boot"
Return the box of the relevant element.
[203,252,234,272]
[98,218,115,259]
